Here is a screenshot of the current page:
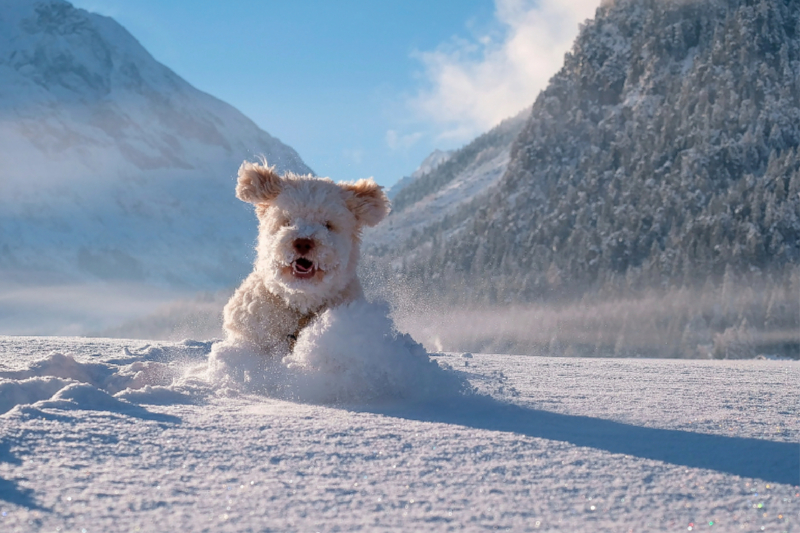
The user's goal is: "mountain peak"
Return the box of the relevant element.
[0,0,313,308]
[3,0,139,101]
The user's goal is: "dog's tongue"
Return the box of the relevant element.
[294,258,314,274]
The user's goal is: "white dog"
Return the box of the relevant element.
[221,160,390,358]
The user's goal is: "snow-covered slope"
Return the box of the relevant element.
[385,0,800,302]
[364,110,528,258]
[0,330,797,531]
[0,0,312,291]
[386,149,454,200]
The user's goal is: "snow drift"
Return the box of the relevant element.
[207,301,469,404]
[0,302,470,416]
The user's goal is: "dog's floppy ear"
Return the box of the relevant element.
[340,178,390,227]
[236,161,282,204]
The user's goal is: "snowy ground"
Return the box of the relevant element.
[0,318,798,531]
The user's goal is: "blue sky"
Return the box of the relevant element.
[70,0,599,187]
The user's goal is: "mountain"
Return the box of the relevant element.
[386,149,454,200]
[375,0,800,297]
[364,109,528,258]
[0,0,312,292]
[368,0,799,358]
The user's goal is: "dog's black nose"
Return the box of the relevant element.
[293,238,314,255]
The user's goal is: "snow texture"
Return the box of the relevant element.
[0,304,798,531]
[207,302,468,405]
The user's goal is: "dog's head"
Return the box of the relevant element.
[236,160,389,310]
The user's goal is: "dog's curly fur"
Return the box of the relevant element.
[222,160,390,357]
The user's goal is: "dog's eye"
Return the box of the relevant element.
[325,222,334,231]
[281,218,291,227]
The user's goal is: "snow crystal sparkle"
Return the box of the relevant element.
[0,335,798,531]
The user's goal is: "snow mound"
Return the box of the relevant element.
[0,305,468,414]
[0,377,72,415]
[206,300,470,404]
[0,351,178,394]
[35,382,138,412]
[0,342,212,416]
[116,385,196,405]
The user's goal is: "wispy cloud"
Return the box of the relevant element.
[385,130,424,151]
[411,0,600,142]
[342,148,365,165]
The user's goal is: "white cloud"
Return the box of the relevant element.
[342,148,364,165]
[411,0,601,141]
[386,129,424,151]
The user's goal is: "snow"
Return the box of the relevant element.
[0,305,798,531]
[365,146,511,253]
[386,149,454,200]
[206,301,467,404]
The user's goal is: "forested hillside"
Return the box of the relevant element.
[369,0,800,358]
[364,110,527,258]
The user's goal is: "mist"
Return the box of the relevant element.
[53,261,797,363]
[0,280,192,336]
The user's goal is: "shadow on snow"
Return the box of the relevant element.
[363,395,800,486]
[0,439,49,511]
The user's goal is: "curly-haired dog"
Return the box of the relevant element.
[222,160,390,357]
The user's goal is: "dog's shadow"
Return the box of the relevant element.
[0,439,48,511]
[357,394,799,486]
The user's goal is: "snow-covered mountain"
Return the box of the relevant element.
[365,0,799,359]
[378,0,800,301]
[364,110,528,258]
[0,0,312,292]
[385,149,454,200]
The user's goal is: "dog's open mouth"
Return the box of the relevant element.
[291,258,316,279]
